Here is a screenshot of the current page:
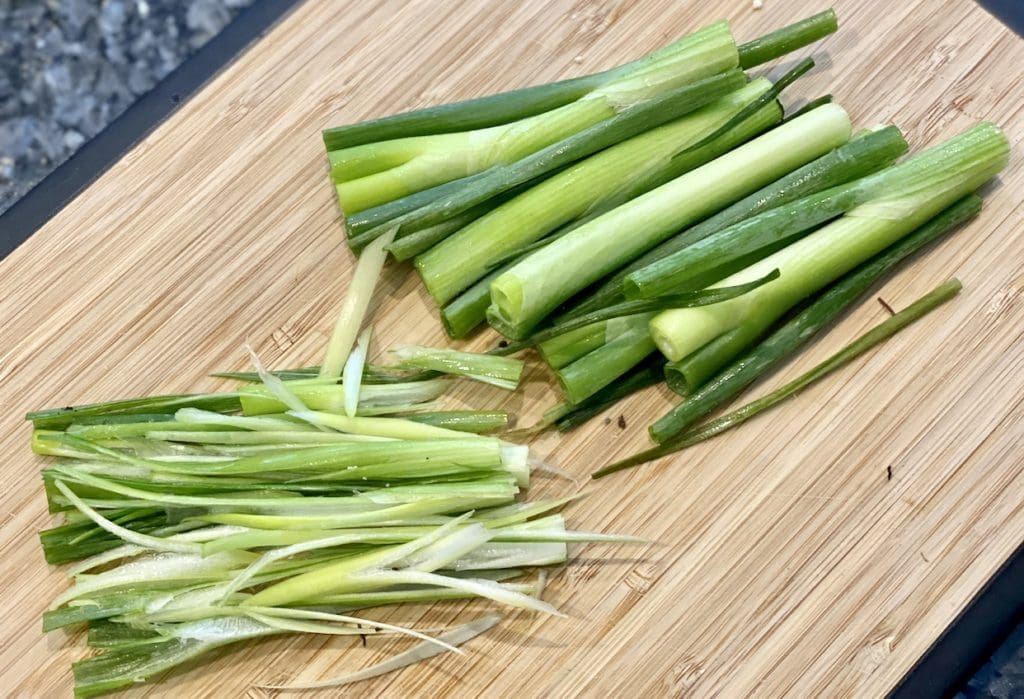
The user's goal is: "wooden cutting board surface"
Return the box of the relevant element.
[2,0,1023,696]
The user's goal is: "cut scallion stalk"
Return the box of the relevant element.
[335,22,740,214]
[320,229,395,378]
[562,124,908,318]
[489,103,853,338]
[414,78,778,306]
[648,122,1007,388]
[345,69,747,247]
[649,194,981,441]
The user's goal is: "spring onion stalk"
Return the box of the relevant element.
[320,229,394,378]
[439,221,583,338]
[320,10,837,151]
[649,194,981,440]
[625,125,986,298]
[648,122,1008,391]
[596,279,962,477]
[334,23,740,214]
[736,9,838,68]
[27,393,243,430]
[488,104,853,338]
[415,78,780,306]
[563,124,908,318]
[390,345,524,390]
[289,410,483,441]
[344,70,746,247]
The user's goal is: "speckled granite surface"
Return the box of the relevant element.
[0,0,254,214]
[0,1,1021,695]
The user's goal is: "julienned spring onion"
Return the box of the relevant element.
[33,168,649,695]
[650,194,981,442]
[391,345,525,390]
[33,356,632,697]
[334,22,740,214]
[414,78,781,307]
[488,104,853,339]
[648,122,1008,391]
[561,124,909,319]
[320,11,837,151]
[594,279,962,477]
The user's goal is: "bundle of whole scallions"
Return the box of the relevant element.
[320,7,1009,478]
[30,236,641,697]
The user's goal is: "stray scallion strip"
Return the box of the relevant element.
[320,228,395,378]
[343,326,373,417]
[260,615,502,690]
[595,279,962,478]
[391,346,524,390]
[213,363,437,384]
[404,410,509,434]
[650,194,981,440]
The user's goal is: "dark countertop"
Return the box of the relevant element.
[0,0,253,214]
[0,1,1020,696]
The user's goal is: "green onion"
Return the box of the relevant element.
[595,279,962,477]
[650,194,981,441]
[390,345,524,390]
[414,78,779,306]
[319,10,837,151]
[342,326,373,417]
[238,378,452,415]
[334,22,740,214]
[489,104,853,338]
[562,124,908,318]
[648,122,1007,389]
[213,363,437,384]
[556,315,658,404]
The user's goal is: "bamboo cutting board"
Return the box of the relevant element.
[2,0,1023,696]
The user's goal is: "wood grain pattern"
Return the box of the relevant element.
[1,0,1022,696]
